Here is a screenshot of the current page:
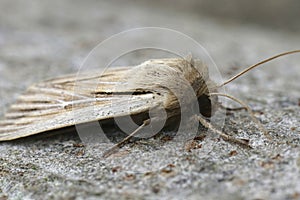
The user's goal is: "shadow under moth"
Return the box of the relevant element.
[0,50,299,157]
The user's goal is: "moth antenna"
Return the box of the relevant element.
[210,92,271,140]
[219,104,247,112]
[218,50,300,87]
[197,115,251,148]
[102,119,150,158]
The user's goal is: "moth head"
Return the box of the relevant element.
[182,56,219,118]
[195,80,219,118]
[202,50,300,118]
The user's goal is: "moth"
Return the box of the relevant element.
[0,50,299,156]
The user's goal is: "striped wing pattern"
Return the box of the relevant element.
[0,67,155,141]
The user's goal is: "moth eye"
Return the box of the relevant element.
[197,95,212,118]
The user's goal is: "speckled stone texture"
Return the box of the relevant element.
[0,1,299,199]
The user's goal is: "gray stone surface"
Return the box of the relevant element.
[0,0,299,199]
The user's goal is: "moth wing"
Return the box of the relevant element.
[0,67,158,141]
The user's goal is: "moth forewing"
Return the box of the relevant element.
[0,64,164,141]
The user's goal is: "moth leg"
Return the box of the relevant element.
[102,119,150,158]
[210,92,271,140]
[197,115,251,148]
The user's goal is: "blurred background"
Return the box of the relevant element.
[1,0,300,32]
[154,0,300,32]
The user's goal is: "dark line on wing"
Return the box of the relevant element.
[92,91,153,95]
